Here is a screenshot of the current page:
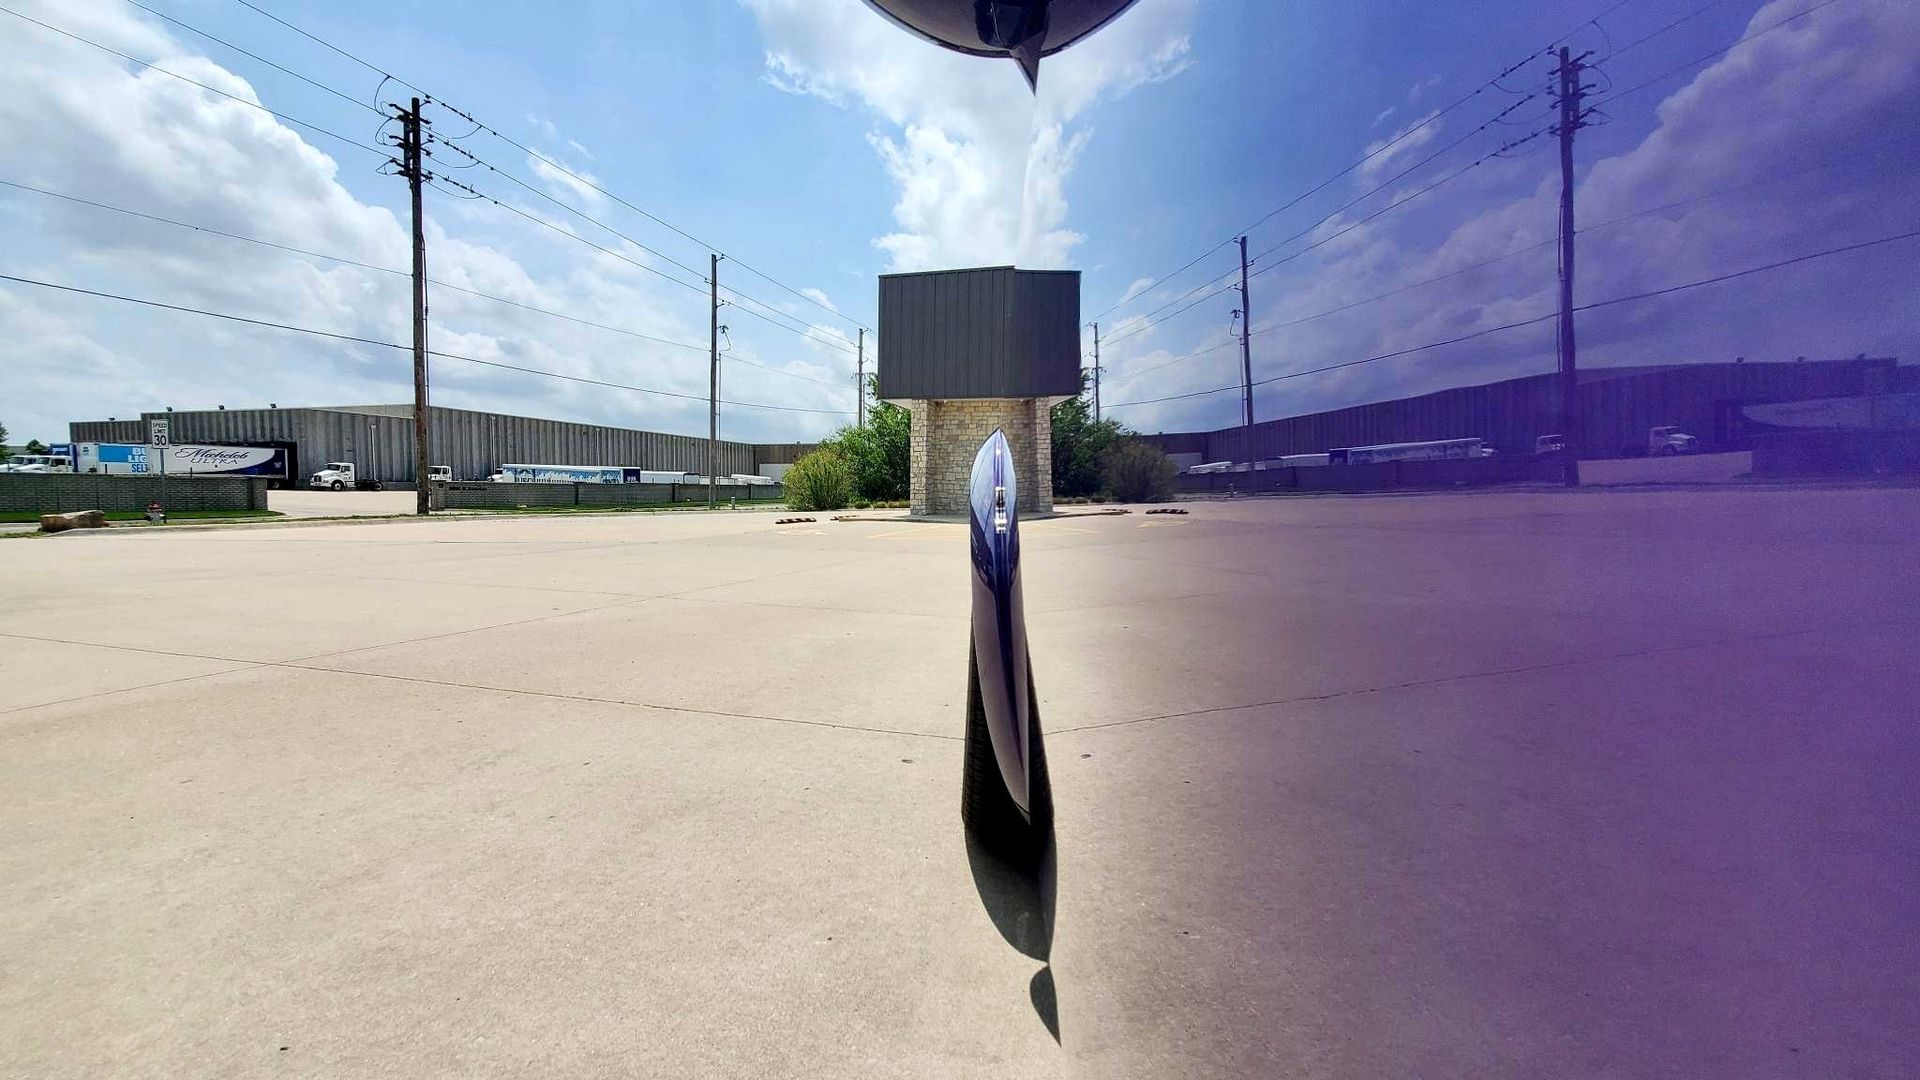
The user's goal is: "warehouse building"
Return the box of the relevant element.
[69,404,812,487]
[1146,356,1911,464]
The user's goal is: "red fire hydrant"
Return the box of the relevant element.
[146,501,166,523]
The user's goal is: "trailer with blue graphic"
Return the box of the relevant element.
[66,442,292,485]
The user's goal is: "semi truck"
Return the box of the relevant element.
[308,462,384,491]
[53,442,292,484]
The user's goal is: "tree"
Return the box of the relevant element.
[820,375,909,501]
[1101,439,1179,503]
[0,418,9,456]
[23,438,48,456]
[1050,370,1126,498]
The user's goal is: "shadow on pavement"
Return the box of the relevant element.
[964,790,1058,1041]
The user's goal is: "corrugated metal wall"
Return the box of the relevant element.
[70,406,776,484]
[1148,359,1899,462]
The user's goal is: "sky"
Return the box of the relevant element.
[2,0,1915,446]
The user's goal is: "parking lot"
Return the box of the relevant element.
[3,487,1917,1077]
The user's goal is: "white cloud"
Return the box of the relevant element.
[0,0,853,445]
[798,286,837,313]
[1356,109,1440,186]
[1118,276,1156,305]
[741,0,1195,271]
[527,153,607,211]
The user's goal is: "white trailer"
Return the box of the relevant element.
[1329,438,1484,465]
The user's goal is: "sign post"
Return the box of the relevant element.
[149,419,169,512]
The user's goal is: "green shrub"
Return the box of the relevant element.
[1100,440,1179,503]
[785,447,854,511]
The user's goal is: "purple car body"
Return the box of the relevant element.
[968,429,1034,818]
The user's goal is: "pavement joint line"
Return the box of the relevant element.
[0,665,256,719]
[1044,617,1913,737]
[279,663,962,741]
[663,592,968,622]
[0,630,259,667]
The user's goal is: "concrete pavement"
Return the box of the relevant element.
[2,487,1916,1077]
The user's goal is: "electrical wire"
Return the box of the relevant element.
[1,5,388,160]
[228,0,870,329]
[121,0,386,118]
[1104,226,1920,409]
[1606,0,1730,61]
[430,139,711,284]
[1588,0,1846,110]
[0,273,856,415]
[1244,147,1881,337]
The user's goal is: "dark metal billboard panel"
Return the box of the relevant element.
[878,266,1082,401]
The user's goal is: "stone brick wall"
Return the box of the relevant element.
[0,475,267,513]
[910,398,1054,516]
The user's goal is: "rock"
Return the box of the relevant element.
[39,510,108,532]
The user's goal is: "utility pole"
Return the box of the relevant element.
[856,328,866,428]
[708,253,720,509]
[1554,46,1592,488]
[1091,322,1102,421]
[386,97,434,515]
[1236,235,1253,429]
[388,97,433,515]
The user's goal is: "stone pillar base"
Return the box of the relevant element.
[909,398,1054,516]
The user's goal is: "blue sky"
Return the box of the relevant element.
[3,0,1915,445]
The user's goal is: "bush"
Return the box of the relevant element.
[785,447,854,511]
[1100,440,1179,503]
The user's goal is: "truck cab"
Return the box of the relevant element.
[0,453,75,473]
[1648,426,1698,456]
[428,466,453,483]
[309,462,383,491]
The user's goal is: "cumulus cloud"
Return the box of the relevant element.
[1107,0,1920,433]
[1356,109,1440,185]
[0,0,853,444]
[528,153,607,211]
[742,0,1195,271]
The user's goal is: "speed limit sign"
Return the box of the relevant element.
[149,419,169,448]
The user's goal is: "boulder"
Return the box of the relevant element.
[39,510,108,533]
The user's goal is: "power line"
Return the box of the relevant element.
[429,139,712,284]
[1102,123,1552,351]
[428,174,705,294]
[1588,0,1846,110]
[1248,101,1544,267]
[430,141,860,356]
[1249,129,1550,275]
[1605,0,1730,61]
[1091,52,1553,323]
[0,272,855,416]
[231,0,420,95]
[229,0,870,329]
[1104,226,1920,409]
[1244,147,1877,338]
[1,5,387,160]
[121,0,385,117]
[1,177,861,388]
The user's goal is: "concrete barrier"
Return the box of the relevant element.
[0,474,269,513]
[433,481,786,510]
[1751,431,1920,477]
[1178,457,1561,495]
